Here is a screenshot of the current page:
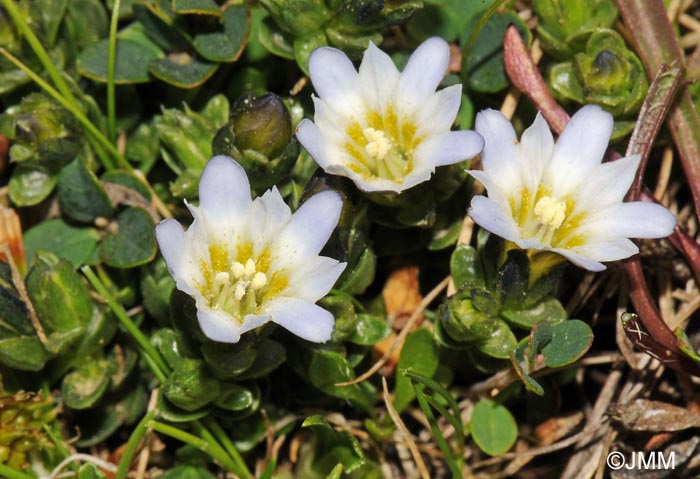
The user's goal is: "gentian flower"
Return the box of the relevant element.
[296,37,484,193]
[468,105,676,271]
[155,155,347,343]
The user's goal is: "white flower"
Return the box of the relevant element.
[155,155,347,343]
[468,105,676,272]
[296,37,484,193]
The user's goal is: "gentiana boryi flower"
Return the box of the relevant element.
[155,155,347,343]
[467,105,676,271]
[296,37,484,193]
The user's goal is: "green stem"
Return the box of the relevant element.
[115,410,156,479]
[203,417,253,479]
[0,464,34,479]
[0,0,78,107]
[0,48,129,170]
[150,420,241,473]
[107,0,122,143]
[81,266,169,381]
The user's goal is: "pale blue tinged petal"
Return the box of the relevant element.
[308,47,359,106]
[198,155,251,222]
[468,195,521,241]
[576,155,640,207]
[414,130,484,167]
[296,119,333,170]
[518,112,553,191]
[475,109,518,176]
[573,238,639,262]
[587,202,677,239]
[358,41,400,113]
[196,306,270,343]
[398,37,450,112]
[155,219,186,278]
[267,297,335,342]
[247,187,292,253]
[275,190,343,260]
[467,169,511,210]
[551,247,607,272]
[285,257,347,302]
[415,84,462,136]
[548,105,613,195]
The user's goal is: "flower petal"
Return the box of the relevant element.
[155,219,195,294]
[415,130,484,168]
[267,297,335,342]
[475,109,518,178]
[468,195,521,241]
[285,256,347,302]
[576,155,640,208]
[518,112,553,191]
[296,118,333,170]
[572,238,639,262]
[358,41,400,113]
[548,105,613,195]
[415,84,462,136]
[398,37,450,112]
[247,187,292,252]
[308,47,360,113]
[275,190,343,260]
[198,155,251,222]
[586,202,677,239]
[551,247,607,272]
[196,305,270,343]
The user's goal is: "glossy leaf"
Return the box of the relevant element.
[394,328,439,412]
[24,219,99,268]
[99,207,156,268]
[541,320,593,367]
[57,159,114,223]
[193,5,250,62]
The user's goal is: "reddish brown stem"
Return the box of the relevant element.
[617,0,700,220]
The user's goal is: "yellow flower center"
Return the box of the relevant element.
[343,106,421,182]
[510,188,586,249]
[198,242,288,322]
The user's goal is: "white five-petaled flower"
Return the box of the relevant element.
[296,37,484,193]
[155,155,347,343]
[468,105,676,272]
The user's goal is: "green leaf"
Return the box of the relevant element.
[215,383,257,411]
[101,170,152,200]
[99,207,156,268]
[450,244,482,288]
[8,165,58,206]
[157,465,217,479]
[470,399,518,456]
[509,344,544,396]
[308,350,375,412]
[337,248,376,295]
[77,463,107,479]
[541,320,593,367]
[463,11,531,93]
[24,219,99,268]
[201,341,258,379]
[162,358,221,411]
[236,339,286,380]
[494,249,529,308]
[302,415,365,474]
[62,356,116,409]
[193,5,250,62]
[173,0,221,16]
[149,55,218,89]
[57,159,114,223]
[257,17,295,60]
[25,252,92,352]
[0,336,50,371]
[346,314,391,346]
[394,328,439,412]
[500,297,567,330]
[475,318,518,359]
[78,38,163,84]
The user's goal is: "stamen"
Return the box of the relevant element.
[245,258,256,276]
[534,197,566,229]
[232,261,245,278]
[251,272,267,290]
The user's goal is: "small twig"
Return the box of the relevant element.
[336,276,450,386]
[46,454,117,479]
[0,244,46,344]
[382,377,431,479]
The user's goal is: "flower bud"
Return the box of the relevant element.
[230,93,292,159]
